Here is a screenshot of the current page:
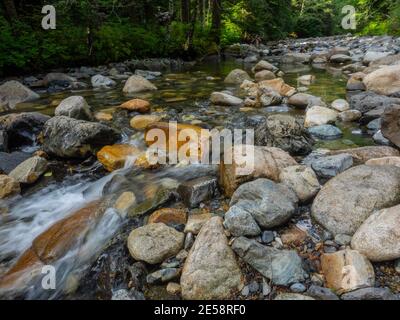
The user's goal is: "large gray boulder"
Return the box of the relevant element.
[232,237,308,286]
[230,178,298,229]
[123,75,157,93]
[349,91,400,114]
[224,69,251,84]
[181,217,243,300]
[0,80,40,110]
[312,165,400,235]
[55,96,93,120]
[42,116,120,158]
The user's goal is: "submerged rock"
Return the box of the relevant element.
[312,165,400,235]
[181,216,243,300]
[120,99,151,113]
[42,116,120,158]
[210,92,243,106]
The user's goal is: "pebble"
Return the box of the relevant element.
[334,234,352,246]
[261,231,275,244]
[262,279,272,296]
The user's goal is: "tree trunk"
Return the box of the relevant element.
[3,0,18,22]
[181,0,190,23]
[185,0,198,52]
[211,0,222,45]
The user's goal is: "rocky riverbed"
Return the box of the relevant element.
[1,34,400,300]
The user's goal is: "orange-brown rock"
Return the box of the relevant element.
[95,112,113,121]
[120,99,150,113]
[258,78,296,97]
[145,122,208,161]
[97,144,155,171]
[148,208,187,225]
[130,114,161,130]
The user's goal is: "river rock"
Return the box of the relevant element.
[321,249,374,294]
[0,130,7,152]
[331,99,350,112]
[365,156,400,167]
[363,65,400,96]
[0,112,50,150]
[330,54,352,63]
[363,51,392,65]
[184,213,212,234]
[210,92,243,106]
[232,237,307,286]
[120,99,150,113]
[255,115,314,156]
[223,205,261,237]
[352,204,400,262]
[219,145,297,197]
[114,191,137,216]
[305,106,338,127]
[373,130,391,145]
[288,93,325,109]
[306,285,339,300]
[127,223,184,264]
[346,72,366,91]
[257,87,283,106]
[312,165,400,235]
[224,69,251,84]
[258,78,296,97]
[255,70,276,82]
[381,104,400,148]
[43,73,76,87]
[253,60,278,73]
[279,165,320,203]
[181,216,243,300]
[9,156,48,184]
[42,116,120,158]
[91,74,116,88]
[0,174,20,199]
[308,124,342,140]
[341,287,397,300]
[177,176,218,208]
[146,268,180,284]
[349,91,400,114]
[230,178,298,229]
[130,115,161,130]
[282,53,311,64]
[310,154,353,179]
[328,146,400,165]
[123,75,157,93]
[0,80,40,109]
[148,208,187,226]
[97,144,144,171]
[55,96,93,120]
[298,75,315,86]
[338,110,362,122]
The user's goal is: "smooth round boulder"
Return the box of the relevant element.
[127,223,184,264]
[312,165,400,235]
[123,75,157,93]
[55,96,93,120]
[363,64,400,96]
[331,99,350,112]
[224,69,251,84]
[352,204,400,262]
[305,106,338,128]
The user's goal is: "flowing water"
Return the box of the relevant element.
[0,57,375,299]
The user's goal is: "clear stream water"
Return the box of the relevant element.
[0,58,375,298]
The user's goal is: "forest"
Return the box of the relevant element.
[1,0,399,74]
